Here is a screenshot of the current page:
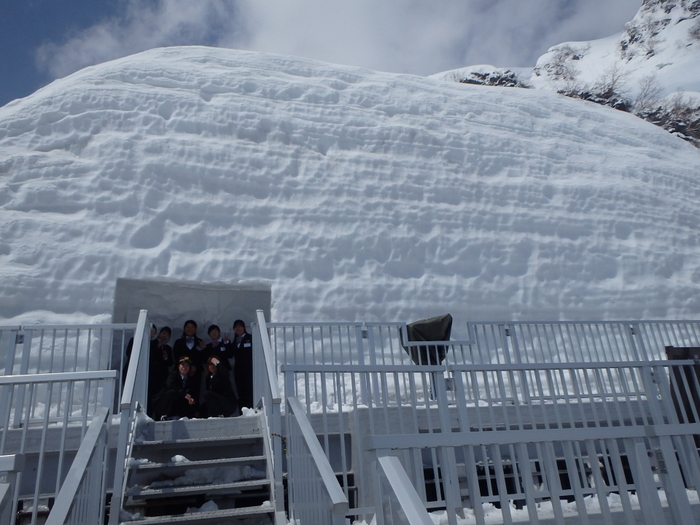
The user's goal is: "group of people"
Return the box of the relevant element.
[132,319,254,420]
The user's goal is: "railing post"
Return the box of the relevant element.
[254,310,285,521]
[109,309,149,525]
[0,454,25,525]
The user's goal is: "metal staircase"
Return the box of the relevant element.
[118,413,276,525]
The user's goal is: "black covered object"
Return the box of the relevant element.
[401,314,452,365]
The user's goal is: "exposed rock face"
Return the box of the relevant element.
[437,0,700,147]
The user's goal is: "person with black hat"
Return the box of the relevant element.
[154,356,200,420]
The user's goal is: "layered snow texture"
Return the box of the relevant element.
[436,2,700,101]
[1,46,700,326]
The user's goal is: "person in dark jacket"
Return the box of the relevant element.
[231,319,254,410]
[154,357,200,420]
[172,320,207,372]
[122,323,157,384]
[147,326,173,416]
[204,324,234,373]
[201,356,238,417]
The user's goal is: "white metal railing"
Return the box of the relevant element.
[0,323,136,411]
[252,310,285,520]
[265,320,700,371]
[0,370,115,525]
[109,310,150,525]
[464,320,700,364]
[287,396,348,525]
[374,455,432,525]
[0,454,24,525]
[45,406,110,525]
[282,363,450,515]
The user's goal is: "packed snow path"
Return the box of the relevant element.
[0,47,699,328]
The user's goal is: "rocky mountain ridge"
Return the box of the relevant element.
[435,0,700,146]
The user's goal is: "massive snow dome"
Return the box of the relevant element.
[1,46,699,327]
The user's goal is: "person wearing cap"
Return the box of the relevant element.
[154,356,200,420]
[231,319,254,410]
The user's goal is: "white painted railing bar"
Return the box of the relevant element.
[253,310,285,521]
[375,454,433,525]
[109,309,149,525]
[0,370,122,384]
[45,407,110,525]
[287,397,348,524]
[0,454,24,525]
[0,370,115,525]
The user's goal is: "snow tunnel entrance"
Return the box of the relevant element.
[112,278,271,340]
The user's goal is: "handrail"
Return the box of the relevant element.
[253,310,285,522]
[45,407,110,525]
[120,311,149,410]
[109,309,149,525]
[255,310,281,403]
[0,370,118,384]
[376,455,433,525]
[0,454,25,525]
[287,396,348,516]
[20,323,137,330]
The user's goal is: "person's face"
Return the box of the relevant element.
[178,362,191,375]
[209,328,220,341]
[150,326,157,339]
[208,361,218,374]
[233,324,245,336]
[184,323,196,337]
[158,330,171,344]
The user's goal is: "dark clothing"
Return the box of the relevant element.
[231,332,253,409]
[172,336,206,371]
[148,342,173,402]
[205,340,234,371]
[154,368,201,419]
[201,365,238,417]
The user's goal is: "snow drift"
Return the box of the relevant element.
[1,46,699,327]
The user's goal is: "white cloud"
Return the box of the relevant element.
[35,0,642,80]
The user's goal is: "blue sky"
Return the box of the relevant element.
[1,0,642,108]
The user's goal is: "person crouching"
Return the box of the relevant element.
[201,356,238,417]
[154,357,200,420]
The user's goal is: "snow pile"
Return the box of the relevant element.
[1,46,700,328]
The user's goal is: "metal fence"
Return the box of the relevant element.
[265,318,700,524]
[0,323,136,412]
[45,407,111,525]
[286,397,348,525]
[0,370,116,525]
[266,320,700,369]
[109,310,150,525]
[374,455,433,525]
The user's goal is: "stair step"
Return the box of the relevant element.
[135,433,262,448]
[119,503,274,524]
[127,479,271,500]
[130,455,266,472]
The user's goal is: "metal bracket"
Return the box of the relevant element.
[649,449,667,474]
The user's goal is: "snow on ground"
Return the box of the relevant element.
[1,46,700,332]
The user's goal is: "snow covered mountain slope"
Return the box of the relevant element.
[0,46,699,327]
[435,1,700,145]
[530,0,700,98]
